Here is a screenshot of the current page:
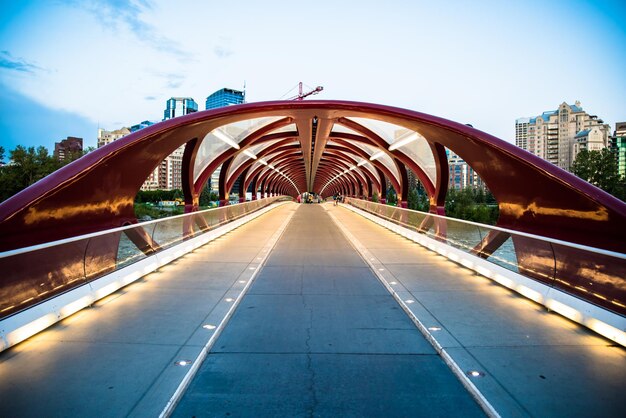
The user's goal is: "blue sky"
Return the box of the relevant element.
[1,0,625,153]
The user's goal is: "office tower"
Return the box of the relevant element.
[130,120,156,132]
[205,88,245,110]
[163,97,198,120]
[141,99,197,190]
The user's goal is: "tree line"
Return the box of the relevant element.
[386,185,500,225]
[0,145,87,202]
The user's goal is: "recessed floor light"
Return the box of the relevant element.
[238,280,247,284]
[176,360,192,366]
[390,281,397,285]
[225,298,234,302]
[428,326,441,331]
[378,268,385,271]
[405,299,415,304]
[203,324,216,330]
[466,370,485,377]
[249,267,256,270]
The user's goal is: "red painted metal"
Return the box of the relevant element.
[1,100,625,317]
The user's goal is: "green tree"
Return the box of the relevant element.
[571,148,624,200]
[407,187,419,210]
[199,185,219,206]
[386,187,397,205]
[444,187,499,225]
[0,146,64,202]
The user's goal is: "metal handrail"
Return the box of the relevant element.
[0,197,288,258]
[345,198,626,259]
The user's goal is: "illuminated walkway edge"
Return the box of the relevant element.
[170,204,485,417]
[0,201,291,352]
[339,203,626,347]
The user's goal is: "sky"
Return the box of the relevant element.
[0,0,625,154]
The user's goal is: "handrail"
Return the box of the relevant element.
[0,197,288,258]
[0,196,290,319]
[345,198,626,317]
[346,198,626,260]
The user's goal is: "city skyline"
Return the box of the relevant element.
[1,0,625,153]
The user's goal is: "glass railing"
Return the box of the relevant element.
[345,198,626,317]
[0,197,290,320]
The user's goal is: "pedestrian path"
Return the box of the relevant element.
[0,203,297,417]
[328,203,626,418]
[172,204,484,417]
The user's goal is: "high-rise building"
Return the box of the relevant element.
[515,117,530,150]
[141,99,197,191]
[54,136,83,161]
[448,149,484,190]
[205,88,245,110]
[611,122,626,178]
[97,127,130,148]
[515,101,610,171]
[130,120,156,132]
[163,97,198,121]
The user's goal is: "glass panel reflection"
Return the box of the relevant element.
[0,197,286,320]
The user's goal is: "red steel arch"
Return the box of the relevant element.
[0,100,624,257]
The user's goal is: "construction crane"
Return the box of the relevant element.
[286,82,323,100]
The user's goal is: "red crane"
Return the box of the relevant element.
[288,82,323,100]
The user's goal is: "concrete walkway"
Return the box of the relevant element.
[328,203,626,418]
[172,204,484,417]
[0,203,297,417]
[2,202,623,417]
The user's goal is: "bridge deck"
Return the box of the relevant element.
[0,202,624,417]
[172,204,482,417]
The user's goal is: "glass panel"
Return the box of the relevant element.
[347,141,400,185]
[0,197,287,321]
[229,141,282,179]
[0,240,89,318]
[445,219,483,253]
[267,123,298,134]
[152,216,186,250]
[193,117,283,183]
[487,236,519,272]
[343,117,437,186]
[331,124,362,135]
[115,230,148,269]
[344,117,401,145]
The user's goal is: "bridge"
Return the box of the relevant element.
[0,101,625,417]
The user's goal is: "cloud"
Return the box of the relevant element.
[214,45,233,59]
[68,0,191,58]
[144,95,157,101]
[165,74,185,89]
[0,51,43,73]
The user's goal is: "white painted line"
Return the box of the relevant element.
[0,202,291,353]
[340,203,626,348]
[327,208,501,418]
[158,203,297,418]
